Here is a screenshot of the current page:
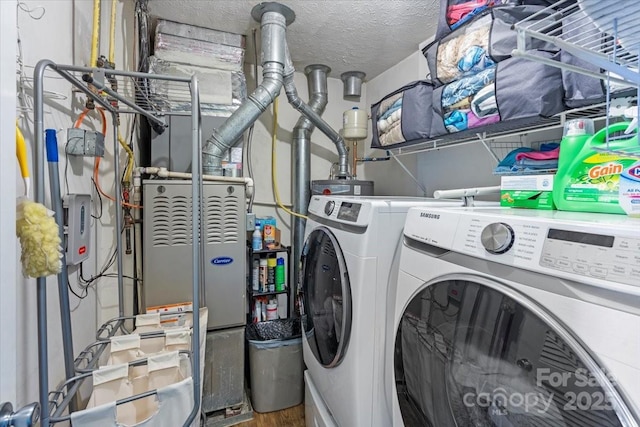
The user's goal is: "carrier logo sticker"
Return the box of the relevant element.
[211,257,234,265]
[420,212,440,219]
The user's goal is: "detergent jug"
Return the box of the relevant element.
[553,120,639,214]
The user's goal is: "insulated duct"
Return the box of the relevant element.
[202,2,295,175]
[292,64,330,293]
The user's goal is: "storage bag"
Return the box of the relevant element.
[430,50,564,138]
[435,0,560,39]
[370,80,435,148]
[425,4,557,86]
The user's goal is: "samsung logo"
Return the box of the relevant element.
[211,257,234,265]
[420,212,440,219]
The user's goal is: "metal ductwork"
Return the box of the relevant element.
[341,71,366,100]
[292,64,330,293]
[282,45,350,179]
[202,2,295,175]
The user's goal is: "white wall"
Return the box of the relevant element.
[1,0,18,406]
[244,65,365,245]
[11,0,134,407]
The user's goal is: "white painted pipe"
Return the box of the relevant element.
[138,167,255,200]
[433,186,500,200]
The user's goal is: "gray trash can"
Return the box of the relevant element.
[247,318,304,413]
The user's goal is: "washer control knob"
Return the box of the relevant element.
[324,201,335,216]
[481,223,515,254]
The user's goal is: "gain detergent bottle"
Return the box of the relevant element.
[553,120,639,214]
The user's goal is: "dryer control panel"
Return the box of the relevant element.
[404,207,640,290]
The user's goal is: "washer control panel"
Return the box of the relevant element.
[404,207,640,288]
[540,228,640,285]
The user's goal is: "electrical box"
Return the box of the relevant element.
[63,194,91,265]
[66,128,105,157]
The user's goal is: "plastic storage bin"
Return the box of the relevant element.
[247,319,303,413]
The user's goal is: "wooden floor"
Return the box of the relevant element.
[236,404,305,427]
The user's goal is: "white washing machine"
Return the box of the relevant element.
[300,195,487,427]
[385,206,640,426]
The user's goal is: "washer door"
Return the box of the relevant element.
[300,227,352,368]
[394,276,636,427]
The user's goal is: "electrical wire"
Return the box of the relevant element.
[73,108,141,208]
[271,97,308,219]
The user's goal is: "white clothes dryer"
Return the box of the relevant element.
[300,196,488,427]
[385,206,640,427]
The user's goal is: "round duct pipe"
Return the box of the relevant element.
[340,71,366,100]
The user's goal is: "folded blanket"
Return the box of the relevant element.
[470,84,498,118]
[467,110,500,128]
[515,147,559,161]
[445,96,472,112]
[447,0,489,26]
[379,120,405,146]
[378,98,403,122]
[437,25,491,83]
[458,46,495,79]
[511,159,559,172]
[444,110,469,132]
[442,67,496,108]
[451,5,490,30]
[378,93,403,117]
[378,108,402,133]
[497,147,535,168]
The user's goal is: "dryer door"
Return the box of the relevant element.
[300,226,352,368]
[394,276,636,427]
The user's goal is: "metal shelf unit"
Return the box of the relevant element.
[513,0,640,159]
[32,60,203,427]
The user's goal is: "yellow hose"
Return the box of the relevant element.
[90,0,101,67]
[109,0,116,64]
[271,97,308,220]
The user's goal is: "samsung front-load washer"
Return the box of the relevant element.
[386,206,640,427]
[300,196,487,427]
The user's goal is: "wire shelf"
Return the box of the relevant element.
[512,0,640,160]
[381,101,619,157]
[513,0,640,85]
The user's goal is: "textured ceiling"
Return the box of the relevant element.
[148,0,439,80]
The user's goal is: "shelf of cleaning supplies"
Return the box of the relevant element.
[511,0,640,160]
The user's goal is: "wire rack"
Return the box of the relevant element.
[32,60,204,427]
[513,0,640,159]
[381,101,626,158]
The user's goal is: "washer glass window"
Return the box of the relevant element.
[394,279,631,427]
[300,227,352,368]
